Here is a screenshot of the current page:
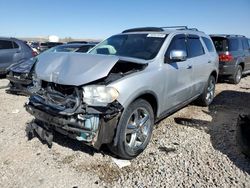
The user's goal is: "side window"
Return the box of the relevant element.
[13,42,19,49]
[187,36,205,58]
[165,34,187,61]
[0,40,13,50]
[248,39,250,48]
[201,37,215,52]
[229,38,243,51]
[242,38,249,50]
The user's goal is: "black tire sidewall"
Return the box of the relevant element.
[116,99,154,159]
[200,75,216,106]
[233,66,242,84]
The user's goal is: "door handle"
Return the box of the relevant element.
[187,65,192,69]
[208,61,212,64]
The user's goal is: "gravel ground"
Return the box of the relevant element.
[0,76,250,188]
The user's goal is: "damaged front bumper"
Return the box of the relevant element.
[25,94,123,149]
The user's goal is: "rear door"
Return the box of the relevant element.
[163,34,193,110]
[241,37,250,71]
[0,40,16,72]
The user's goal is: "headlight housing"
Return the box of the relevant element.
[83,85,119,106]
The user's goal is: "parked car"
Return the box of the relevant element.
[67,41,88,44]
[0,37,35,75]
[210,35,250,84]
[25,26,218,159]
[46,43,95,53]
[6,43,95,95]
[39,42,64,52]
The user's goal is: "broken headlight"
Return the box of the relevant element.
[83,85,119,106]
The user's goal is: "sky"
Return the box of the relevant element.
[0,0,249,39]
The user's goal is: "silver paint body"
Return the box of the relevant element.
[35,29,219,118]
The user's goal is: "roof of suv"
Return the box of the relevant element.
[121,26,206,36]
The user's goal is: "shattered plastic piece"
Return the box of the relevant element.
[112,157,131,168]
[11,109,20,114]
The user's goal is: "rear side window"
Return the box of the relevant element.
[248,39,250,48]
[0,40,13,49]
[13,42,19,49]
[242,38,249,50]
[165,34,187,60]
[202,37,215,52]
[187,36,205,58]
[229,38,243,51]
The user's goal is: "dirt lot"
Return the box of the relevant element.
[0,77,250,188]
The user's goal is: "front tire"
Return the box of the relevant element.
[109,99,154,159]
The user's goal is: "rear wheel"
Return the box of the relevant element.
[230,65,242,84]
[197,75,216,106]
[109,99,154,159]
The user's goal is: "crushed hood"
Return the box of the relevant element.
[35,53,120,86]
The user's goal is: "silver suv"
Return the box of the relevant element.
[25,26,219,159]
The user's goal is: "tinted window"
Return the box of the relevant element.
[229,38,243,51]
[248,39,250,48]
[187,37,205,58]
[90,34,167,60]
[76,45,94,53]
[211,37,228,51]
[202,37,215,52]
[0,40,13,49]
[242,38,249,50]
[13,42,19,49]
[165,35,187,60]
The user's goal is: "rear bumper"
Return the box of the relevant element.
[219,63,236,76]
[25,96,123,149]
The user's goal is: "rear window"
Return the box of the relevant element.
[0,40,13,49]
[201,37,215,52]
[76,45,94,53]
[211,37,228,52]
[187,37,205,58]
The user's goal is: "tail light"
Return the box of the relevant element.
[219,52,233,62]
[32,51,38,57]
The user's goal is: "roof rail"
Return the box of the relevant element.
[122,26,202,33]
[226,34,245,38]
[122,27,164,33]
[161,26,188,30]
[210,34,246,38]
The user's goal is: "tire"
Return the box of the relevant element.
[230,65,242,84]
[109,99,154,159]
[197,75,216,106]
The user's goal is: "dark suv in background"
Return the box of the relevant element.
[210,35,250,84]
[0,37,34,75]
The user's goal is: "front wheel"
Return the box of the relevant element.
[197,75,216,106]
[109,99,154,159]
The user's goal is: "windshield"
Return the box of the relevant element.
[89,34,167,60]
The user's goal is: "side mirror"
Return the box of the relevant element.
[170,50,187,61]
